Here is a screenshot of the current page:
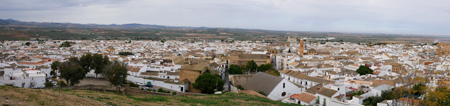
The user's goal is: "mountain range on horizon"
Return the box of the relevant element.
[1,19,449,43]
[1,19,446,37]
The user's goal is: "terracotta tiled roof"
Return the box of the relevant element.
[371,80,395,87]
[306,84,323,94]
[316,87,338,98]
[291,92,316,103]
[238,54,268,59]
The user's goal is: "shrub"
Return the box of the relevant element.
[172,92,177,95]
[118,52,134,56]
[128,82,139,87]
[58,81,68,87]
[236,85,245,90]
[356,66,373,75]
[44,82,54,88]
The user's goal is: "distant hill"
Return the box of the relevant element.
[0,19,448,43]
[0,19,181,29]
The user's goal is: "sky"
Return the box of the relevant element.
[1,0,450,36]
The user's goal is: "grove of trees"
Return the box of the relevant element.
[55,53,127,87]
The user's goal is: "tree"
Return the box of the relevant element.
[50,61,59,77]
[79,53,93,73]
[245,60,258,73]
[91,54,109,78]
[257,64,274,72]
[193,73,224,94]
[363,96,384,106]
[422,86,450,105]
[205,69,211,73]
[104,61,128,86]
[59,41,72,47]
[58,57,87,86]
[25,42,31,46]
[412,83,426,96]
[381,90,395,100]
[229,64,243,74]
[118,52,134,56]
[356,66,373,75]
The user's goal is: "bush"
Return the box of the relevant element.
[236,85,245,90]
[128,82,139,87]
[118,52,134,56]
[157,88,170,93]
[172,92,177,95]
[356,66,373,75]
[44,82,54,88]
[58,81,68,87]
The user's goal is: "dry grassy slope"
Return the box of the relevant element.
[0,86,298,106]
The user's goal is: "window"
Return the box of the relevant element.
[281,92,286,96]
[283,83,285,88]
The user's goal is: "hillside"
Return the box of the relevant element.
[0,86,297,106]
[1,19,448,43]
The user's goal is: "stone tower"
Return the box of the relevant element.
[299,37,304,56]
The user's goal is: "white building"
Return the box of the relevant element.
[0,69,46,88]
[244,72,303,101]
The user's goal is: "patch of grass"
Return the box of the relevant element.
[107,102,117,106]
[180,97,219,105]
[38,101,45,105]
[0,86,298,106]
[126,95,168,102]
[75,94,84,98]
[95,96,111,102]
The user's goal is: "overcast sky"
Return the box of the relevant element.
[1,0,450,36]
